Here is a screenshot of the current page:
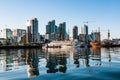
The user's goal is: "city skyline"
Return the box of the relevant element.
[0,0,120,39]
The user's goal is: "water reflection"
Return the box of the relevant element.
[0,49,26,71]
[102,48,112,62]
[108,48,111,62]
[46,53,58,73]
[45,49,68,73]
[72,48,90,67]
[73,48,80,68]
[57,53,67,73]
[1,47,120,79]
[26,49,39,78]
[80,48,90,67]
[0,48,101,70]
[90,47,101,66]
[0,48,102,73]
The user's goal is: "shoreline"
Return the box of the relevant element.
[0,45,120,49]
[0,45,42,49]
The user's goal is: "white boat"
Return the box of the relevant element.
[43,41,72,49]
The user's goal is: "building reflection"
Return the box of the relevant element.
[0,49,11,71]
[102,48,112,62]
[45,50,68,73]
[26,49,39,78]
[108,48,111,62]
[80,48,90,67]
[46,53,58,73]
[0,47,103,76]
[90,47,101,66]
[73,48,80,68]
[57,53,67,73]
[0,49,22,71]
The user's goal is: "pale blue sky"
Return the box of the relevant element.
[0,0,120,39]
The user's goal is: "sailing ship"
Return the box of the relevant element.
[90,29,110,47]
[90,41,101,47]
[90,31,101,47]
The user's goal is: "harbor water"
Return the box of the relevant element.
[0,47,120,80]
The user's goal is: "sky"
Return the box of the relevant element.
[0,0,120,39]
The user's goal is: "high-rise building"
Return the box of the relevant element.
[81,24,89,43]
[12,29,26,43]
[26,18,39,43]
[91,32,101,42]
[13,29,26,37]
[46,20,57,34]
[45,20,67,41]
[45,20,57,41]
[73,26,78,40]
[49,20,57,33]
[58,22,66,40]
[26,23,32,43]
[1,28,12,39]
[46,25,51,34]
[0,28,13,44]
[81,24,88,35]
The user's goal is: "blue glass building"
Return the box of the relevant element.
[73,26,78,40]
[27,18,39,43]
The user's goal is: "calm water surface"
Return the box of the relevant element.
[0,47,120,80]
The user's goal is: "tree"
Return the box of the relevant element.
[0,41,2,45]
[6,38,11,45]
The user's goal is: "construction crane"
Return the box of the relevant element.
[83,21,96,31]
[83,21,95,24]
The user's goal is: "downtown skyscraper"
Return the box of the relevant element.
[81,24,88,35]
[81,24,89,43]
[45,20,67,41]
[26,18,39,43]
[46,20,57,34]
[58,22,66,41]
[73,26,78,40]
[45,20,57,41]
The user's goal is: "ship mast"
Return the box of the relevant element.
[108,29,110,40]
[98,27,101,43]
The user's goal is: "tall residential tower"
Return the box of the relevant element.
[73,26,78,40]
[81,24,89,43]
[81,24,88,35]
[45,20,57,41]
[26,18,39,43]
[58,22,66,40]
